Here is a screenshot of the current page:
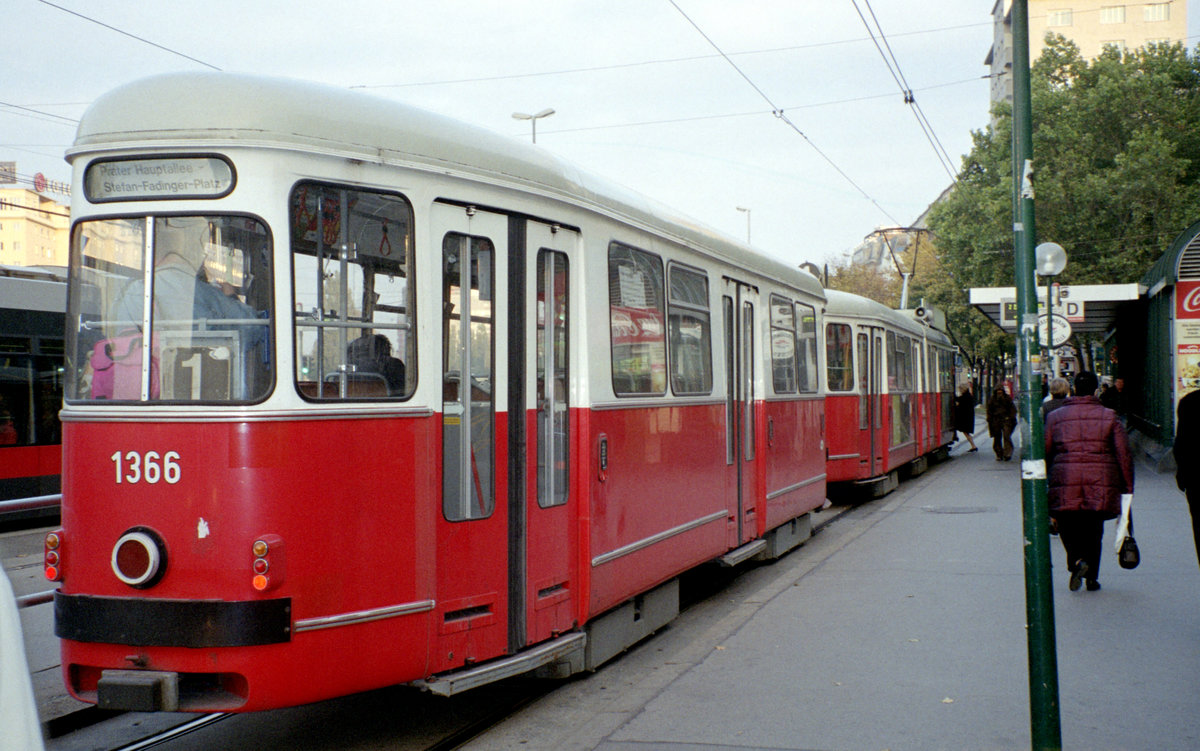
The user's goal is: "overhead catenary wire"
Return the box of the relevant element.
[666,0,903,228]
[351,20,992,90]
[850,0,959,182]
[35,0,222,71]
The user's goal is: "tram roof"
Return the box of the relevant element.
[68,72,823,302]
[823,289,947,340]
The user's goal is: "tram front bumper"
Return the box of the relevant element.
[98,670,179,712]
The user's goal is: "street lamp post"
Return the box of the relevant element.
[1036,241,1067,377]
[736,206,751,244]
[512,108,555,143]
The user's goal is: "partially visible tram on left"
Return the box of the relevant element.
[0,266,64,509]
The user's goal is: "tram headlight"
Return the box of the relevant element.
[111,527,168,589]
[44,530,63,582]
[251,535,284,592]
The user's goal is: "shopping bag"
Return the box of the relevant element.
[1113,494,1133,551]
[1113,493,1140,569]
[91,331,159,400]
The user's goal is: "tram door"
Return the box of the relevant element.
[724,282,758,546]
[523,221,577,645]
[858,327,884,477]
[433,203,510,671]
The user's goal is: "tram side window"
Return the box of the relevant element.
[796,302,817,393]
[887,331,915,447]
[667,265,712,395]
[67,216,273,403]
[0,349,62,447]
[769,295,797,394]
[826,323,854,392]
[609,243,666,396]
[291,183,414,400]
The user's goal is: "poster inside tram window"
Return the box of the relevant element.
[1177,280,1200,397]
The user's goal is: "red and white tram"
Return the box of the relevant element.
[50,73,827,712]
[823,289,956,495]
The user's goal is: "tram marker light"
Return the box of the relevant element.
[251,535,284,592]
[45,530,64,581]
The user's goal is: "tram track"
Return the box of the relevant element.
[111,713,230,750]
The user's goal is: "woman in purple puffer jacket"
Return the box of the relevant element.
[1044,371,1134,592]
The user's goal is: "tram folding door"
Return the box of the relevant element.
[858,328,885,478]
[723,282,758,547]
[433,203,509,673]
[523,221,577,646]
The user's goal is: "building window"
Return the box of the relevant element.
[1100,5,1125,23]
[1047,9,1073,26]
[1102,40,1127,53]
[1144,3,1170,21]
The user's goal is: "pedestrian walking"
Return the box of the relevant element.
[986,385,1017,461]
[1040,376,1070,423]
[1045,371,1134,592]
[1174,388,1200,570]
[954,383,978,452]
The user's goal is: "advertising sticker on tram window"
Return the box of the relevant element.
[1176,280,1200,397]
[85,156,234,202]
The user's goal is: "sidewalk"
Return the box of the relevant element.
[466,428,1200,750]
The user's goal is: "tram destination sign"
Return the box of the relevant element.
[85,156,234,202]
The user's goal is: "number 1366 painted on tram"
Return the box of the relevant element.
[48,73,957,712]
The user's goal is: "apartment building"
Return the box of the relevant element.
[0,165,70,268]
[986,0,1186,108]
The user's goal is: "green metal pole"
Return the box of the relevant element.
[1011,2,1063,748]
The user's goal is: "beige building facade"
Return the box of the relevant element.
[987,0,1187,108]
[0,184,70,268]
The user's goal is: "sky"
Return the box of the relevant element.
[4,1,1199,270]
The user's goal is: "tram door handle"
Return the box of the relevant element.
[767,417,775,448]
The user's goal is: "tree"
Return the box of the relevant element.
[926,37,1200,365]
[825,255,899,305]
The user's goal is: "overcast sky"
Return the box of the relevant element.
[4,1,1199,269]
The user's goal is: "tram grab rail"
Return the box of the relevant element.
[0,494,62,515]
[2,494,63,609]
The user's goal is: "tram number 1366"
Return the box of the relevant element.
[110,450,182,485]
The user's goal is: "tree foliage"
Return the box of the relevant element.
[925,38,1200,364]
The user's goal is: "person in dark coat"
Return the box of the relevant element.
[1045,371,1134,592]
[346,333,406,395]
[953,383,978,452]
[1174,388,1200,569]
[986,385,1017,461]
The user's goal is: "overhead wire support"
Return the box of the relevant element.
[667,0,903,228]
[850,0,958,181]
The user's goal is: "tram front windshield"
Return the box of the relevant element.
[66,216,273,403]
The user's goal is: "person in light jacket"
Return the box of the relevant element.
[1045,371,1134,592]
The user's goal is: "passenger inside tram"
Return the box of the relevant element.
[94,216,270,401]
[345,333,406,395]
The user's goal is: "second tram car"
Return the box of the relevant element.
[823,290,956,494]
[51,73,829,712]
[0,267,65,508]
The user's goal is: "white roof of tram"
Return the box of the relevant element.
[824,289,949,342]
[67,72,823,302]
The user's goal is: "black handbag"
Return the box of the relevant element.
[1118,535,1140,569]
